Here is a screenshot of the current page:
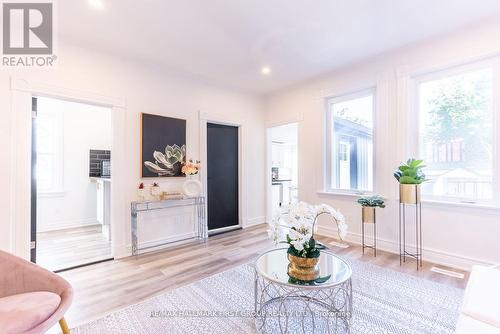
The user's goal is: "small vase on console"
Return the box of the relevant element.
[181,159,202,198]
[137,183,146,201]
[150,183,161,200]
[182,174,202,198]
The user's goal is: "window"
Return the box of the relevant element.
[418,67,493,202]
[36,98,64,194]
[326,90,374,193]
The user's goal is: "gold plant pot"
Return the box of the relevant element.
[399,184,421,204]
[287,254,319,281]
[362,206,376,224]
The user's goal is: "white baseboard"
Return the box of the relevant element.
[38,218,99,232]
[244,216,266,228]
[318,225,493,271]
[113,244,130,259]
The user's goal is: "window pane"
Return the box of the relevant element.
[330,94,374,191]
[419,68,493,201]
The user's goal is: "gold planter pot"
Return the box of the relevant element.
[287,253,319,281]
[399,184,421,204]
[362,207,376,224]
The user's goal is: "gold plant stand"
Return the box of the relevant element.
[398,184,423,270]
[361,207,377,257]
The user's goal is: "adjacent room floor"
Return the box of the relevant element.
[37,225,112,272]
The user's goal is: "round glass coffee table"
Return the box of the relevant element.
[254,248,352,333]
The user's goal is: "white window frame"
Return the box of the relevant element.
[410,58,500,205]
[324,88,376,195]
[36,106,64,196]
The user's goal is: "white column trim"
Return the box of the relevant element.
[9,76,127,260]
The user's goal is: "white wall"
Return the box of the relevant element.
[37,98,112,232]
[265,18,500,270]
[0,40,266,258]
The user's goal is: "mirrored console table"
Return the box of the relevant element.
[131,196,207,256]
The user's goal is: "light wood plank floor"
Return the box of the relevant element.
[37,225,112,272]
[55,224,469,331]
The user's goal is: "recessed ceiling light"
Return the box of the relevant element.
[89,0,104,9]
[261,66,271,75]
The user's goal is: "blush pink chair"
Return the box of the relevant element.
[0,250,73,334]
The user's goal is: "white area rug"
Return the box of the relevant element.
[72,257,463,333]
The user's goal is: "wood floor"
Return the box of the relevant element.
[37,225,112,272]
[53,224,469,331]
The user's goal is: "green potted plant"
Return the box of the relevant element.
[357,195,385,224]
[393,158,427,204]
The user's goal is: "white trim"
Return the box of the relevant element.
[399,55,500,206]
[265,127,273,224]
[326,88,375,104]
[316,190,377,198]
[412,59,495,84]
[318,225,495,271]
[37,191,66,198]
[11,77,126,108]
[318,82,377,105]
[198,110,246,232]
[10,85,32,257]
[264,113,304,129]
[245,216,266,228]
[422,199,500,215]
[208,226,241,235]
[324,87,376,194]
[37,218,100,233]
[430,267,465,279]
[9,76,126,260]
[397,52,500,82]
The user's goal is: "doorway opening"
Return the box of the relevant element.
[268,123,298,218]
[206,122,240,235]
[32,96,113,272]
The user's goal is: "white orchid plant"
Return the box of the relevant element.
[268,202,348,258]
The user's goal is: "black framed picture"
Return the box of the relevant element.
[141,113,186,177]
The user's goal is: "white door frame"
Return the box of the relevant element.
[9,77,126,260]
[198,110,245,234]
[265,121,300,224]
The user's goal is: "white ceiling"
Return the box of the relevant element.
[60,1,500,94]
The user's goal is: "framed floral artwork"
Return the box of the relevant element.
[140,113,186,177]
